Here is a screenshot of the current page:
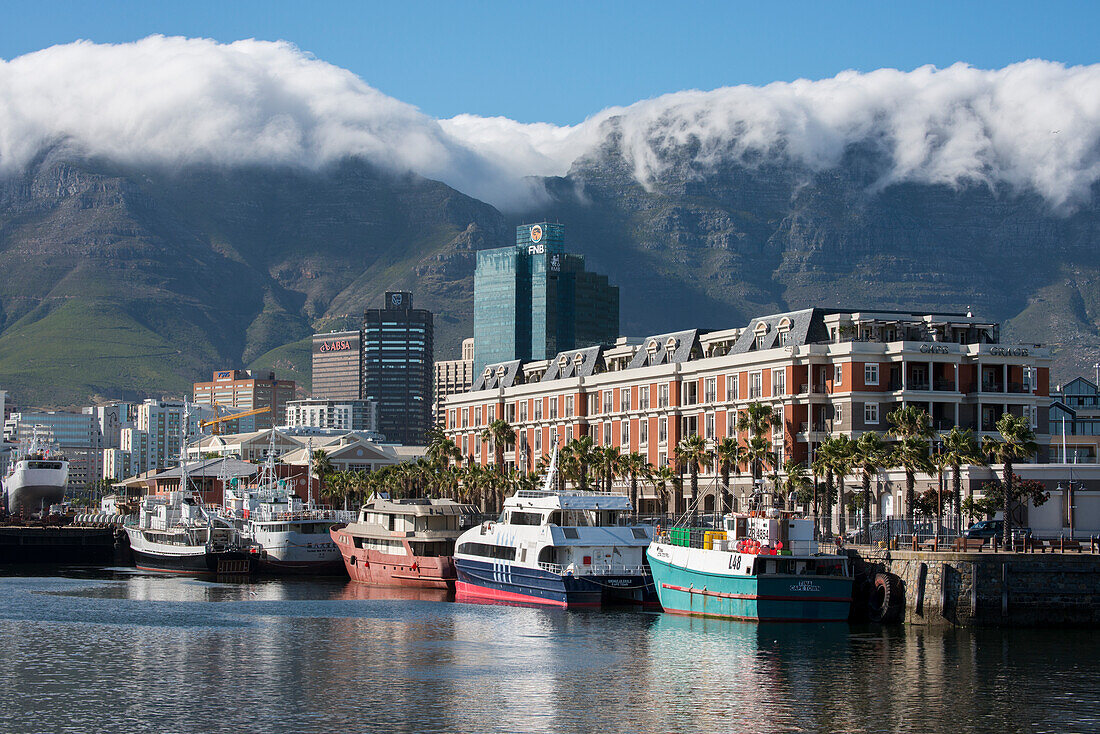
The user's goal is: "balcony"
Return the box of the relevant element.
[981,382,1004,393]
[933,379,956,392]
[1007,382,1029,394]
[908,380,930,392]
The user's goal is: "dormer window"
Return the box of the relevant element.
[483,367,493,380]
[574,353,584,366]
[754,322,770,350]
[557,355,568,369]
[777,318,792,346]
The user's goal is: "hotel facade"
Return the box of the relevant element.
[443,308,1051,517]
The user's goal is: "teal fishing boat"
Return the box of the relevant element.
[647,514,853,622]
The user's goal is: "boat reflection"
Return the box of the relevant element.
[334,581,453,604]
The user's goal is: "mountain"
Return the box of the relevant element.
[0,137,1097,408]
[519,129,1100,382]
[0,149,507,406]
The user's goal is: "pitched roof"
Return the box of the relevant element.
[541,345,604,381]
[472,360,523,391]
[627,329,702,369]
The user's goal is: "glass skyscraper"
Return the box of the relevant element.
[362,291,434,445]
[473,223,619,374]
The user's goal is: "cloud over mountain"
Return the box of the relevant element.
[1,36,1098,210]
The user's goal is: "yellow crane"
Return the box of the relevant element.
[199,405,271,435]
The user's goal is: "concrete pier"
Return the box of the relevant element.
[0,525,124,565]
[850,547,1100,627]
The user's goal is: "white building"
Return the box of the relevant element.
[283,398,378,433]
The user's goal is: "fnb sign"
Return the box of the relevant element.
[215,371,234,380]
[319,340,353,353]
[527,243,545,255]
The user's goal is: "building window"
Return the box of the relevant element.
[566,426,573,442]
[604,422,612,446]
[682,415,698,437]
[448,409,456,429]
[534,430,542,454]
[658,417,668,446]
[639,419,649,446]
[506,404,515,422]
[565,395,574,417]
[658,384,670,408]
[519,401,528,422]
[588,393,599,416]
[774,443,784,466]
[772,370,786,396]
[682,381,698,406]
[727,374,739,401]
[865,403,879,424]
[622,420,630,448]
[779,331,792,346]
[755,333,767,350]
[705,413,716,440]
[834,404,843,425]
[534,400,542,421]
[865,363,879,385]
[749,372,763,399]
[704,377,717,403]
[835,364,843,385]
[639,386,650,410]
[593,424,601,444]
[620,389,631,412]
[603,390,614,414]
[549,398,558,419]
[658,451,668,467]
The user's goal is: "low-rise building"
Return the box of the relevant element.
[1050,376,1100,464]
[284,398,378,433]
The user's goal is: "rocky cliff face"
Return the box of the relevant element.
[519,141,1100,382]
[0,143,1095,407]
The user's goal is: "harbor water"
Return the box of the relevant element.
[1,567,1098,734]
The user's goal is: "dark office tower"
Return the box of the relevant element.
[473,223,619,373]
[362,291,434,445]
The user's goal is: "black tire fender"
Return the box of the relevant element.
[868,572,905,624]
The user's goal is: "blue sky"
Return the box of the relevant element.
[2,1,1098,125]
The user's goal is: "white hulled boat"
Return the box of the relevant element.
[453,449,657,608]
[124,403,256,575]
[221,438,349,574]
[2,427,69,516]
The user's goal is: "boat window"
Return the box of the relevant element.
[631,528,649,540]
[411,542,449,557]
[547,511,562,526]
[562,528,580,540]
[815,561,846,576]
[537,546,556,565]
[508,511,544,526]
[456,542,517,561]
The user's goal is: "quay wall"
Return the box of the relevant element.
[850,548,1100,627]
[0,525,125,564]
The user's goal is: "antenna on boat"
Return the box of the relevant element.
[306,436,314,508]
[540,446,559,494]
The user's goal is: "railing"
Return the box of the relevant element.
[539,561,650,576]
[933,379,956,391]
[908,381,930,391]
[888,380,903,391]
[981,382,1004,393]
[1007,382,1027,393]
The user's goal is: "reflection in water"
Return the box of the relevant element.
[0,568,1097,733]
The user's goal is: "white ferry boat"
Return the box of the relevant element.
[452,450,656,608]
[2,428,69,516]
[221,446,347,575]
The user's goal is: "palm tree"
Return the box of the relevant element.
[887,406,933,527]
[941,426,984,533]
[621,451,652,510]
[737,403,775,503]
[312,448,334,494]
[426,432,461,468]
[653,465,678,515]
[781,458,810,511]
[830,435,857,538]
[674,433,712,513]
[853,432,890,542]
[983,413,1039,547]
[481,419,516,475]
[594,446,623,493]
[565,435,597,491]
[813,437,842,538]
[714,437,741,515]
[741,433,776,510]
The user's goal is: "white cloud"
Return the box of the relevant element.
[1,37,1098,211]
